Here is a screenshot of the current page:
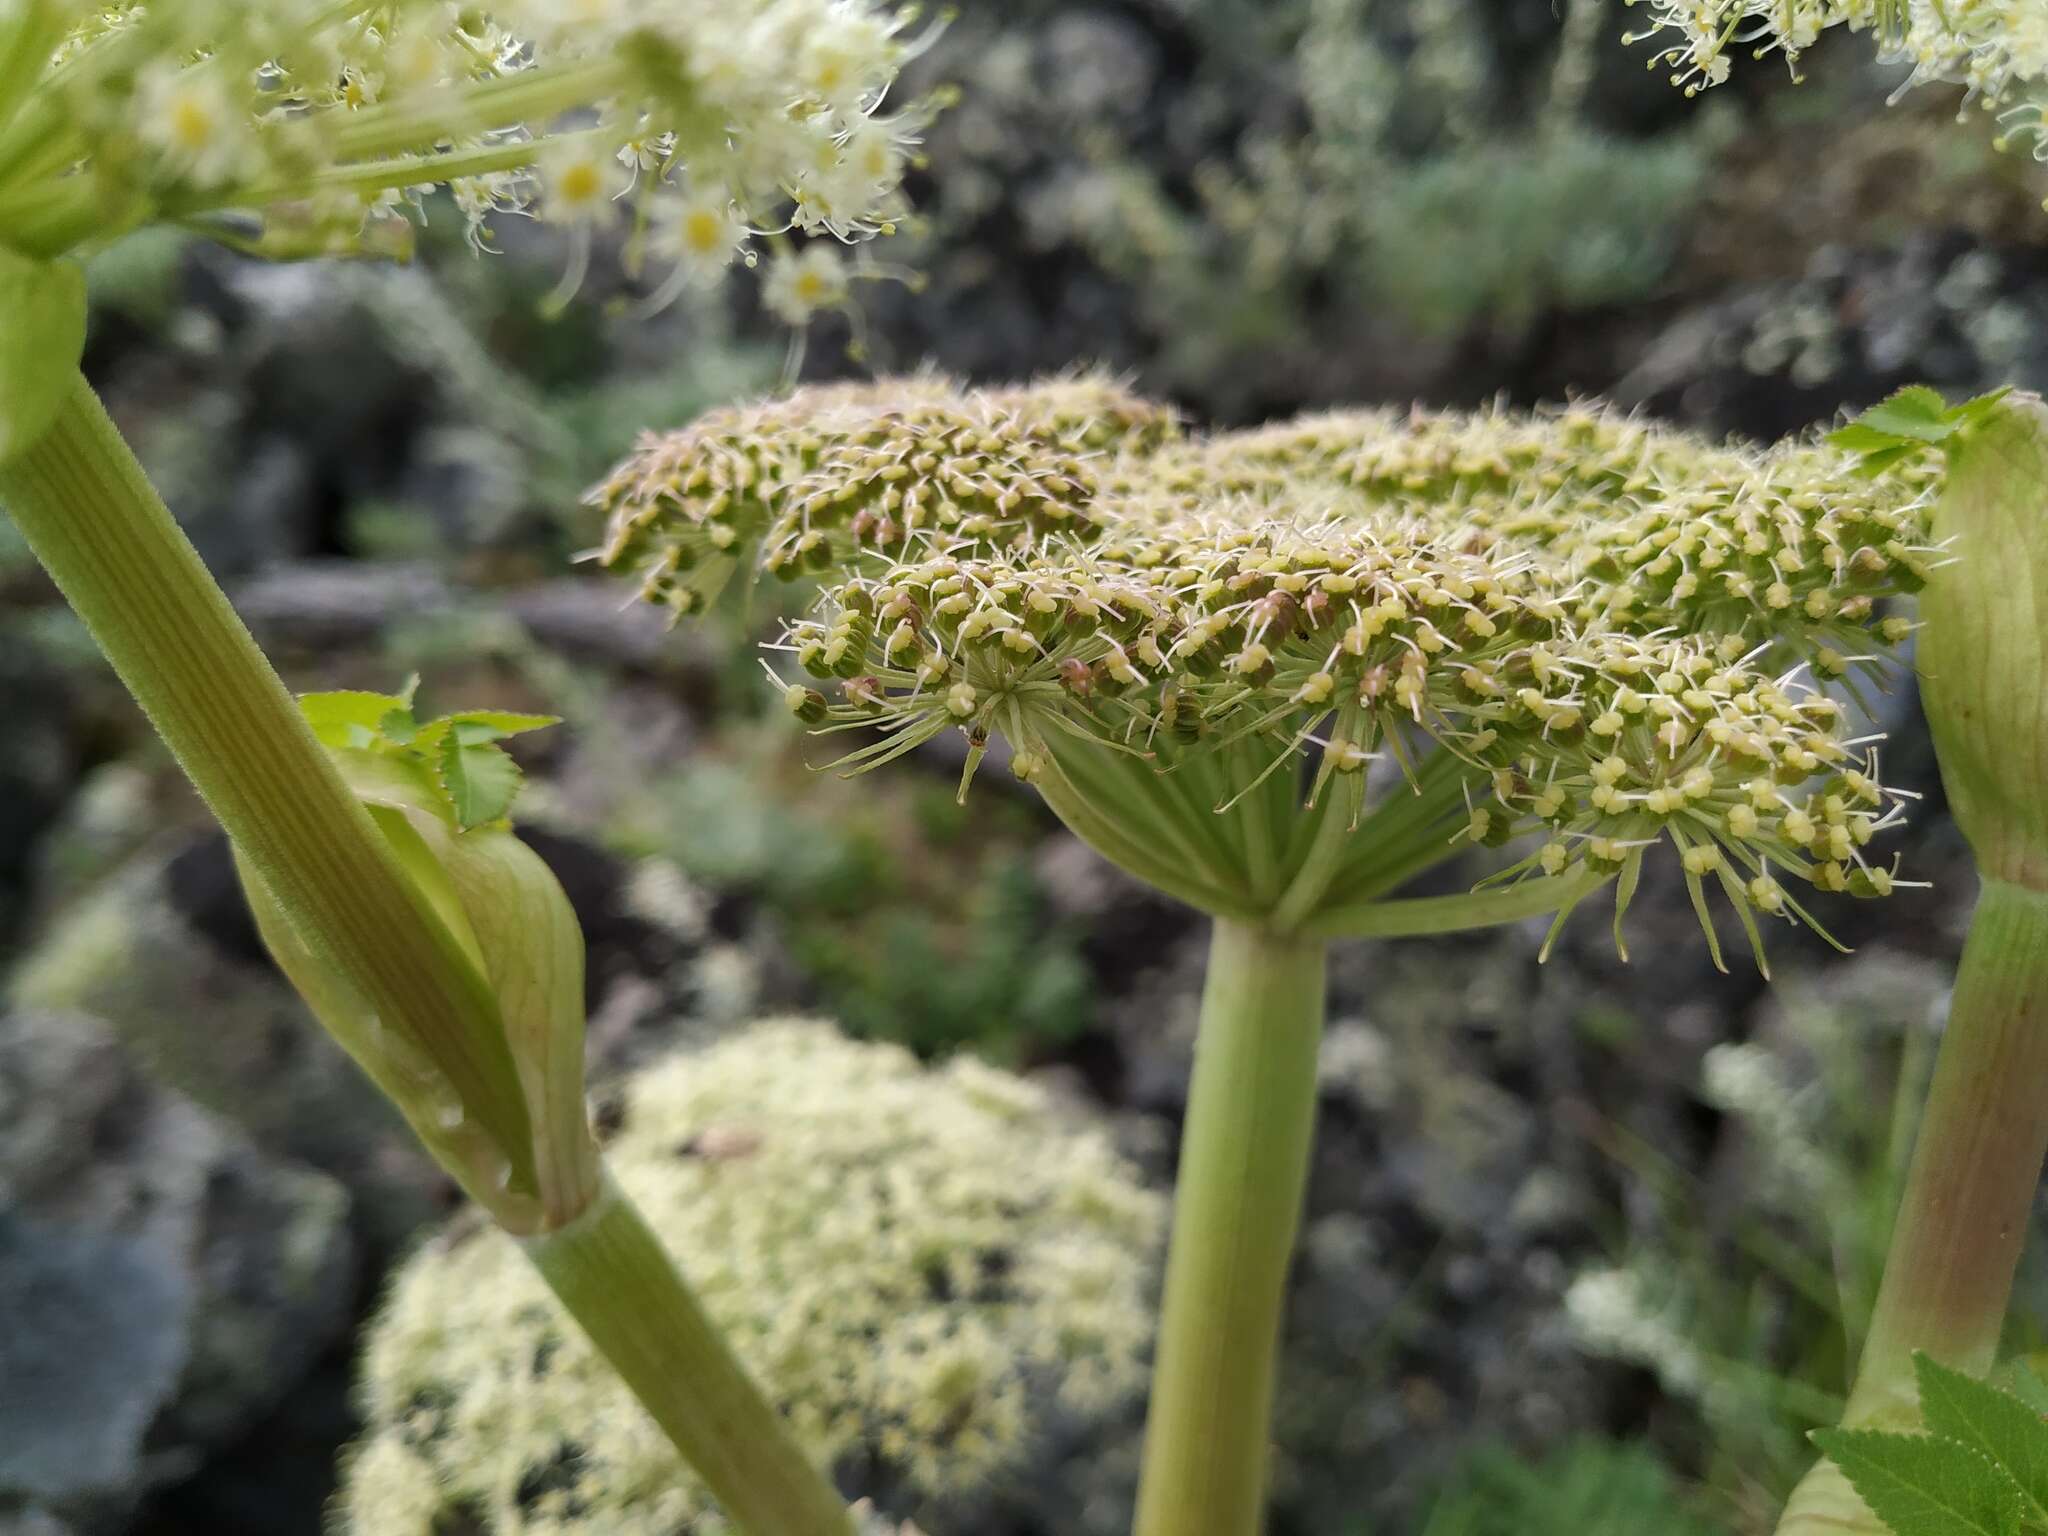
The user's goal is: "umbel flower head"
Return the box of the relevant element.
[339,1020,1162,1535]
[0,0,944,317]
[1624,0,2048,165]
[590,374,1939,969]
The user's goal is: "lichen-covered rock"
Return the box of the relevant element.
[0,1010,355,1528]
[340,1020,1164,1535]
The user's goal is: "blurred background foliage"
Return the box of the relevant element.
[4,1,2048,1533]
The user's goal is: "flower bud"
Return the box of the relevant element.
[236,704,597,1233]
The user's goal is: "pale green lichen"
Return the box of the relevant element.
[338,1020,1163,1535]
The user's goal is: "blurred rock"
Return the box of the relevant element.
[0,1011,353,1531]
[7,846,452,1256]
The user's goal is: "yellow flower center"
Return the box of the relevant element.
[169,95,217,152]
[683,208,724,253]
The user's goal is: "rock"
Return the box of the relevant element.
[0,1214,190,1513]
[7,846,453,1256]
[8,825,752,1253]
[230,562,712,679]
[0,1011,355,1529]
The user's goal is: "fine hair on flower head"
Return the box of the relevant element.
[591,372,1939,969]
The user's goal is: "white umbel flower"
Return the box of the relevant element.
[5,0,947,320]
[762,242,852,324]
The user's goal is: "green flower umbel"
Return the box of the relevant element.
[592,377,1935,965]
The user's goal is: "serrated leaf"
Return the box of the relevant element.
[1813,1428,2024,1536]
[1947,388,2015,435]
[438,735,523,830]
[1916,1355,2048,1520]
[299,689,411,750]
[1832,422,1912,454]
[379,707,419,746]
[411,711,558,756]
[1852,443,1924,478]
[2009,1366,2048,1421]
[1858,385,1960,444]
[443,710,560,739]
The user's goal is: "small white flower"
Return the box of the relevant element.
[653,185,749,287]
[538,140,627,227]
[792,116,910,236]
[762,242,850,324]
[796,8,897,115]
[135,62,254,190]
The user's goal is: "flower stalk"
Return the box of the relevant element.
[1134,920,1328,1536]
[1777,393,2048,1533]
[0,365,856,1536]
[526,1174,859,1536]
[595,373,1938,1536]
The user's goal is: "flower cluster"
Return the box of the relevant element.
[591,371,1178,618]
[1623,0,2048,162]
[1,0,943,316]
[591,378,1932,956]
[340,1020,1162,1535]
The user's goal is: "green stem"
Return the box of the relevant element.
[1300,869,1611,941]
[0,372,855,1535]
[0,371,536,1175]
[525,1174,856,1536]
[1134,920,1328,1536]
[1269,770,1367,933]
[1776,879,2048,1534]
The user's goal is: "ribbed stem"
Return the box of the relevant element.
[0,373,855,1534]
[0,372,535,1173]
[1134,920,1328,1536]
[1300,868,1611,941]
[525,1174,857,1536]
[1776,879,2048,1534]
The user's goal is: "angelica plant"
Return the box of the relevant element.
[0,6,943,1534]
[591,373,1937,1535]
[1746,391,2048,1536]
[1625,0,2048,167]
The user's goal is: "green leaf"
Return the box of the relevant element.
[411,710,558,755]
[299,689,411,750]
[1813,1428,2024,1536]
[0,251,87,466]
[1832,422,1914,455]
[378,707,419,746]
[1947,388,2016,436]
[1829,386,2022,475]
[1916,1355,2048,1520]
[438,735,524,830]
[446,710,560,740]
[1856,385,1959,444]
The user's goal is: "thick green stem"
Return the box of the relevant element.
[0,372,855,1535]
[1776,879,2048,1534]
[0,372,539,1173]
[525,1174,857,1536]
[1134,920,1328,1536]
